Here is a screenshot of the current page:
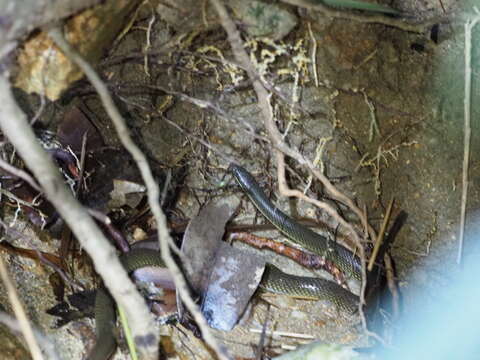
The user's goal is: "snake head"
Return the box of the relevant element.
[229,163,256,192]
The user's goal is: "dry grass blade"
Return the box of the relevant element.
[0,256,44,360]
[458,8,480,265]
[368,198,394,271]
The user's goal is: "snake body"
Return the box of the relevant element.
[262,265,358,313]
[230,164,361,283]
[88,249,165,360]
[90,164,360,359]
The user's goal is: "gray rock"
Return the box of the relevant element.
[230,0,297,40]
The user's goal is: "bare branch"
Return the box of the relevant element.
[0,75,155,358]
[0,158,41,192]
[280,0,445,33]
[47,27,230,360]
[368,199,394,271]
[458,8,480,264]
[0,256,45,360]
[0,311,61,360]
[209,0,376,242]
[210,0,382,340]
[162,115,236,164]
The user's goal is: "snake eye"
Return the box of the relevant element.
[229,163,245,180]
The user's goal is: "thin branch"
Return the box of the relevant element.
[249,328,315,339]
[30,93,46,125]
[0,75,154,358]
[368,198,393,271]
[209,0,376,242]
[73,132,87,196]
[359,204,378,340]
[87,209,130,253]
[162,115,236,164]
[230,232,348,286]
[275,151,370,329]
[0,311,61,360]
[255,305,270,360]
[383,253,399,319]
[0,188,41,209]
[280,0,445,33]
[274,151,361,254]
[0,157,41,192]
[160,168,171,207]
[458,8,480,264]
[46,27,229,360]
[307,22,319,88]
[143,12,156,78]
[0,256,44,360]
[144,84,266,141]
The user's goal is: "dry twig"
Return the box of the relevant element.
[144,84,266,141]
[210,0,381,339]
[0,256,44,360]
[368,198,394,271]
[0,158,41,192]
[162,115,236,164]
[0,74,154,358]
[383,253,399,319]
[280,0,445,33]
[230,232,347,285]
[210,0,376,240]
[0,311,60,360]
[47,27,229,360]
[458,7,480,264]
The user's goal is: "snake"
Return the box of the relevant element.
[88,248,166,360]
[89,164,360,359]
[230,164,362,284]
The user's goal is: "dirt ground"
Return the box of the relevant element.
[1,0,479,359]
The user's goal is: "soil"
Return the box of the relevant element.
[1,0,479,359]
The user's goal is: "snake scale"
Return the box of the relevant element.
[88,164,360,359]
